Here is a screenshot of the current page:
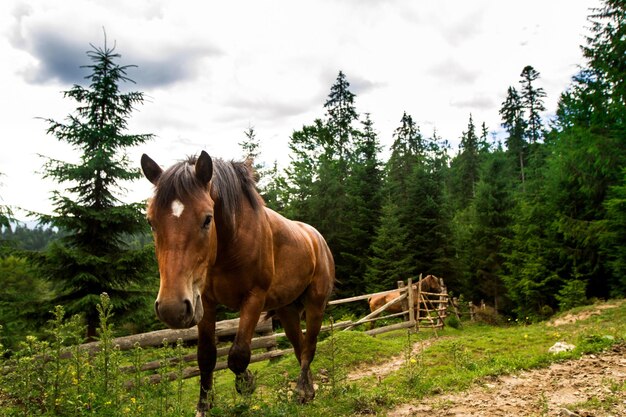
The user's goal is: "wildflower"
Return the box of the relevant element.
[123,407,131,414]
[130,397,136,404]
[410,358,417,364]
[524,334,528,339]
[251,404,261,411]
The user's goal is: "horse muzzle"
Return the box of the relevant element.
[154,292,203,329]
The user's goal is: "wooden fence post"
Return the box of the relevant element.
[438,284,447,327]
[416,274,422,331]
[451,297,461,321]
[407,277,414,329]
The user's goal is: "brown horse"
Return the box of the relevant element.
[368,275,443,315]
[141,151,335,416]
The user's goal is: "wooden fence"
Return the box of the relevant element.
[71,276,449,384]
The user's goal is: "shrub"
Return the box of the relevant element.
[473,306,504,325]
[556,279,588,311]
[445,315,462,329]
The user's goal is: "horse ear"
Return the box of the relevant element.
[195,150,213,185]
[141,154,163,185]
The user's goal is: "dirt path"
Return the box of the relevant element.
[345,303,626,416]
[386,343,626,417]
[347,339,442,382]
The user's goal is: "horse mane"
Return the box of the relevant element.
[153,155,264,234]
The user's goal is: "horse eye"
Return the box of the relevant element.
[202,215,212,229]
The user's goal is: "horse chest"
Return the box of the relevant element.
[204,268,271,310]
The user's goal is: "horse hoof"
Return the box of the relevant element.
[195,410,206,417]
[296,370,315,404]
[296,384,315,404]
[235,369,256,396]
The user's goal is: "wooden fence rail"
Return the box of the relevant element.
[32,277,450,385]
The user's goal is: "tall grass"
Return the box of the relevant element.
[0,293,189,417]
[1,297,624,416]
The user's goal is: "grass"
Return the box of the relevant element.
[1,299,625,416]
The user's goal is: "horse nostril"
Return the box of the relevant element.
[184,299,193,318]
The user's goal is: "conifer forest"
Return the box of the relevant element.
[0,0,624,348]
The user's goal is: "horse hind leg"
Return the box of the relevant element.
[276,304,305,362]
[295,300,326,404]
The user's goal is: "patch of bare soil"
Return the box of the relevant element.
[387,343,626,417]
[548,302,623,327]
[347,339,442,382]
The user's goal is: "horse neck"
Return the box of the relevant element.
[212,197,264,262]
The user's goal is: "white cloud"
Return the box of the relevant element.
[0,0,601,217]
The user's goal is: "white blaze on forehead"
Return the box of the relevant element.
[171,199,185,217]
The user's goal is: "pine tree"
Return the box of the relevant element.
[239,125,262,168]
[468,150,514,311]
[38,40,155,338]
[519,65,547,144]
[386,112,424,199]
[502,0,626,314]
[604,168,626,296]
[259,160,287,212]
[499,86,528,188]
[283,120,325,221]
[364,198,413,293]
[449,114,481,210]
[582,0,626,129]
[324,71,359,160]
[340,113,383,296]
[0,174,13,233]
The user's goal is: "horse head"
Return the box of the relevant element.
[141,151,216,329]
[423,274,444,294]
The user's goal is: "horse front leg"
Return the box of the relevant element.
[228,293,265,396]
[196,301,216,417]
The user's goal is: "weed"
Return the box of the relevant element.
[324,317,346,395]
[404,330,424,387]
[448,341,477,371]
[536,391,549,416]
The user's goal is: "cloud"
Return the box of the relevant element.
[440,7,486,47]
[8,1,222,88]
[449,94,496,110]
[349,74,385,96]
[128,43,222,88]
[428,58,480,85]
[220,94,317,123]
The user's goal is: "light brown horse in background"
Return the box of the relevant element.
[368,275,443,315]
[141,151,335,416]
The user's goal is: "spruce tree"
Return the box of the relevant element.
[364,198,413,293]
[386,112,424,199]
[468,150,514,311]
[283,120,325,221]
[449,114,481,209]
[0,177,13,232]
[239,125,262,168]
[604,168,626,296]
[324,70,359,160]
[38,41,155,337]
[519,65,546,144]
[341,114,383,296]
[499,86,527,188]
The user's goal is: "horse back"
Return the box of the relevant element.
[263,208,334,308]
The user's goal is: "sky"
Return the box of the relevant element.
[0,0,600,219]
